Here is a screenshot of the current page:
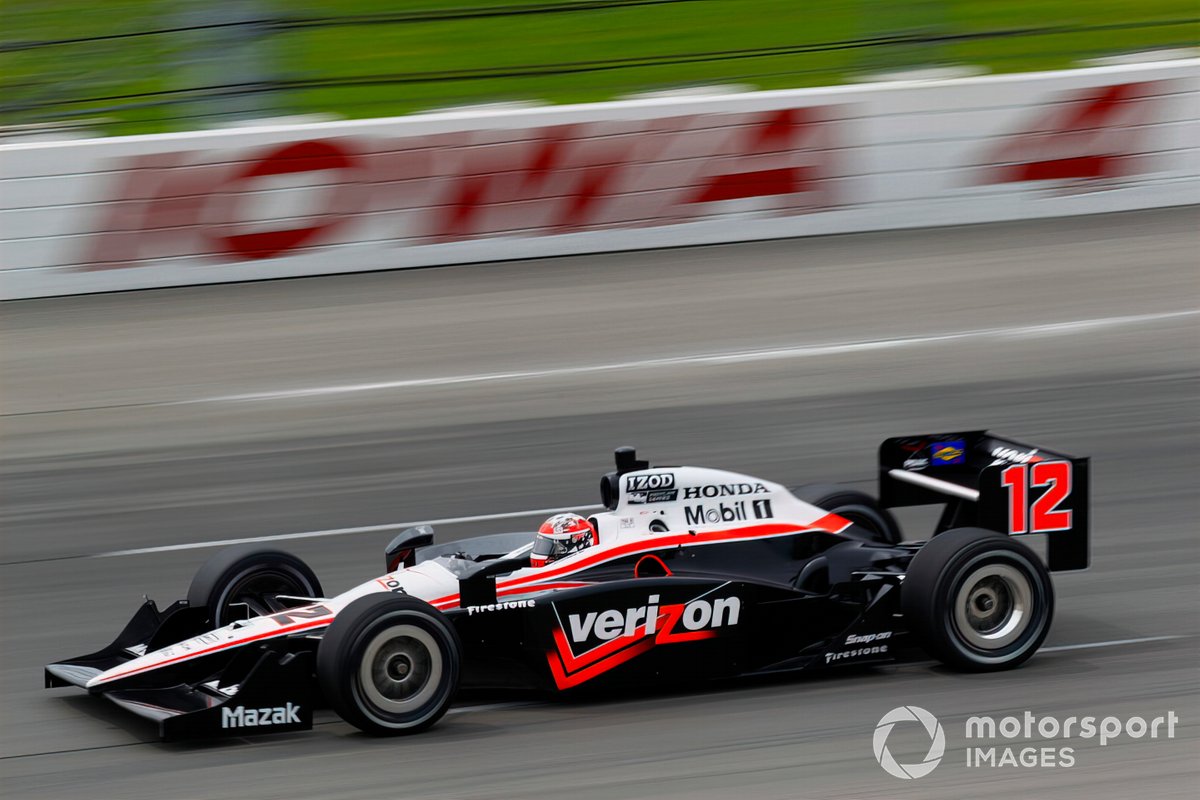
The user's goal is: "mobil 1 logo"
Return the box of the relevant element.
[685,499,774,526]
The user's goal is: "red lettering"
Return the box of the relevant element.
[77,106,846,269]
[654,603,717,644]
[1001,465,1029,535]
[982,82,1166,185]
[77,152,189,270]
[429,123,633,241]
[206,139,364,260]
[1030,461,1073,532]
[78,139,367,268]
[689,108,831,206]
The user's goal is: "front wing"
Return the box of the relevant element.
[45,599,315,740]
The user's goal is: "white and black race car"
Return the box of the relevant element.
[46,431,1089,740]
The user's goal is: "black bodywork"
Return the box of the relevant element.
[45,431,1088,740]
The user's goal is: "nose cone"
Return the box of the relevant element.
[87,646,180,689]
[86,622,256,689]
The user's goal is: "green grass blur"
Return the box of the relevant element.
[1,0,1196,135]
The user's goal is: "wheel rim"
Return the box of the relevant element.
[953,563,1032,650]
[358,624,442,716]
[217,568,313,623]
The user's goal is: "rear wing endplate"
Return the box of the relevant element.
[879,431,1090,571]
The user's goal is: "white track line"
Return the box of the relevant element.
[447,701,539,715]
[202,309,1199,404]
[1040,635,1185,653]
[93,504,604,558]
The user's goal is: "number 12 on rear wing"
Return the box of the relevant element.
[879,431,1090,572]
[980,454,1089,571]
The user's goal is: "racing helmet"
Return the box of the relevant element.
[531,513,596,567]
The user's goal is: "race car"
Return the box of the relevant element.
[45,431,1089,740]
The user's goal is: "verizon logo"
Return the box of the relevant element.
[221,702,302,728]
[565,594,740,644]
[548,591,743,690]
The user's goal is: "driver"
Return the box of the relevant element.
[530,513,597,567]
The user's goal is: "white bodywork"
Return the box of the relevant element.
[89,466,845,688]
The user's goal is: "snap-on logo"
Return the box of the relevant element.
[846,631,892,645]
[683,483,769,499]
[221,703,303,728]
[626,473,676,491]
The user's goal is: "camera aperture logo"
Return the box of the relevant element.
[873,706,946,779]
[873,706,1180,778]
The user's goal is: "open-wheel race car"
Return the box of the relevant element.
[46,431,1089,740]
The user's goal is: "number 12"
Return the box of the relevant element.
[1000,462,1073,535]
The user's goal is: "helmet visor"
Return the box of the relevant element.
[532,534,566,560]
[532,529,592,563]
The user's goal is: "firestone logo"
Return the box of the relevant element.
[873,706,946,779]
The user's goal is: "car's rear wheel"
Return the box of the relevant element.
[791,483,902,544]
[318,594,461,736]
[187,544,323,627]
[902,527,1053,671]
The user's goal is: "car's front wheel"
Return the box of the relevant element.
[187,544,323,628]
[318,594,461,736]
[902,527,1054,671]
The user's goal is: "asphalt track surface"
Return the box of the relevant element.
[2,208,1198,799]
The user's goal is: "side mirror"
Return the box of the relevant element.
[458,555,532,606]
[384,525,434,573]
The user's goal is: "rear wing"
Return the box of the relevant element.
[879,431,1089,571]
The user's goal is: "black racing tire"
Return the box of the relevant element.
[902,527,1054,672]
[187,544,323,628]
[318,594,461,736]
[791,483,902,544]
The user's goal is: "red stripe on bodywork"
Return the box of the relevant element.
[93,616,331,684]
[431,515,849,610]
[548,634,657,690]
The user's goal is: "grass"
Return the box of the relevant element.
[1,0,1196,136]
